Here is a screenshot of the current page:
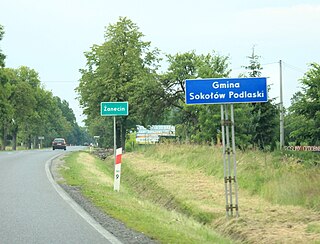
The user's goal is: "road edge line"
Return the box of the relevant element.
[45,154,122,244]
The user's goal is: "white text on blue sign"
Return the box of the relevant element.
[185,77,268,105]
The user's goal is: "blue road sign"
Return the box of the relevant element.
[185,77,268,105]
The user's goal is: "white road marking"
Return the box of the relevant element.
[45,154,122,244]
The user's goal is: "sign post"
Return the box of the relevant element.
[93,135,100,147]
[101,101,128,192]
[185,77,268,217]
[38,136,44,149]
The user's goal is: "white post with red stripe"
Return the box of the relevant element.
[114,147,122,191]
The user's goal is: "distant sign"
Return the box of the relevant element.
[284,146,320,152]
[100,102,129,116]
[136,125,175,144]
[185,77,268,104]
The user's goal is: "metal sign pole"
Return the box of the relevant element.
[225,105,234,216]
[113,116,116,166]
[185,78,267,217]
[221,104,239,217]
[230,104,239,217]
[221,105,228,217]
[100,101,129,193]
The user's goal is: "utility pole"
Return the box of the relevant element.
[279,60,284,149]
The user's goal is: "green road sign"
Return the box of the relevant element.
[100,102,129,116]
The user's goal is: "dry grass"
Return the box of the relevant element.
[61,151,232,243]
[77,152,114,186]
[123,152,320,244]
[62,150,320,243]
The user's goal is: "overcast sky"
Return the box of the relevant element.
[1,0,319,126]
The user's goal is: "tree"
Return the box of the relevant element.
[161,51,199,109]
[160,51,201,141]
[10,67,42,149]
[160,51,231,143]
[243,47,279,150]
[53,96,80,145]
[11,80,36,149]
[0,68,14,150]
[0,66,41,150]
[0,24,5,68]
[77,17,162,149]
[0,24,8,149]
[0,65,79,150]
[287,63,320,144]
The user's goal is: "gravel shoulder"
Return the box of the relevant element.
[50,154,157,244]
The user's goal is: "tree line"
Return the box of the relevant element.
[0,24,90,150]
[77,17,319,150]
[1,17,318,151]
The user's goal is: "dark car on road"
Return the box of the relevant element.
[52,138,67,150]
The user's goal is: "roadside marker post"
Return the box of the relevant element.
[100,101,129,192]
[185,77,268,217]
[114,148,122,191]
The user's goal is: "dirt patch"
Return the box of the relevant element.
[50,155,67,184]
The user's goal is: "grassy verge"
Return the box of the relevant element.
[60,151,232,244]
[59,145,320,243]
[140,144,320,210]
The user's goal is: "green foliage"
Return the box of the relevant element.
[160,51,231,144]
[0,68,17,149]
[52,96,82,145]
[161,51,199,108]
[77,20,304,150]
[0,65,87,150]
[287,63,320,145]
[250,102,279,149]
[243,47,279,149]
[0,24,5,68]
[125,131,136,152]
[11,67,73,148]
[233,104,254,150]
[285,109,315,145]
[77,17,162,149]
[243,46,262,78]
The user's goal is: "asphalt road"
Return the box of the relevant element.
[0,147,120,244]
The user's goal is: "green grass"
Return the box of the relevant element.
[60,153,86,186]
[138,144,320,210]
[59,145,320,243]
[60,151,233,244]
[307,223,320,234]
[138,144,224,177]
